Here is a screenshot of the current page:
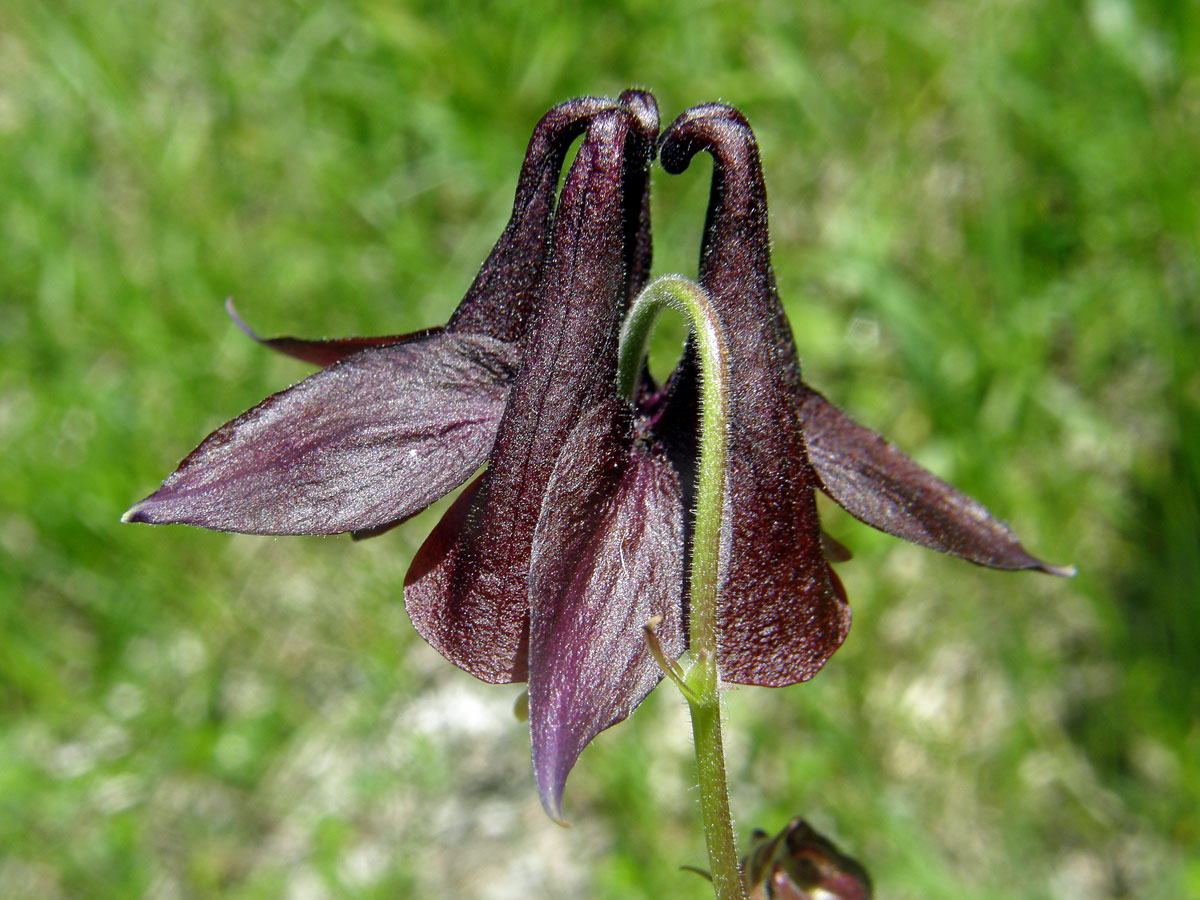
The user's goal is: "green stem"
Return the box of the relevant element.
[620,276,746,900]
[690,689,741,900]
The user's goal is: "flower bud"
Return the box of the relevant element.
[743,818,872,900]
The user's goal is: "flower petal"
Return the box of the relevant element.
[660,104,851,687]
[797,387,1073,575]
[527,397,685,823]
[123,333,516,534]
[404,108,657,684]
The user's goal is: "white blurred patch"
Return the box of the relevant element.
[92,773,141,814]
[407,680,510,739]
[105,682,146,721]
[169,631,207,676]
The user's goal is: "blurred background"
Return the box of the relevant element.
[2,1,1197,898]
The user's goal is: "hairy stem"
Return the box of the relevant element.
[621,276,745,900]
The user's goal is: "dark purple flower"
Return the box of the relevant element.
[125,93,1069,822]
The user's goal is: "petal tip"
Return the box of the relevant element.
[120,500,149,524]
[532,724,578,828]
[1040,561,1078,578]
[224,297,261,342]
[122,492,176,526]
[536,778,570,827]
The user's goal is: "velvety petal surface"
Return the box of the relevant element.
[527,398,685,823]
[659,104,851,687]
[797,387,1072,575]
[124,333,516,534]
[405,108,656,683]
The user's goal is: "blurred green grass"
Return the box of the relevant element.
[2,1,1197,897]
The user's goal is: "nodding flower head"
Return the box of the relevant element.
[125,91,1071,824]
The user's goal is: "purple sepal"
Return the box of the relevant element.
[123,333,515,535]
[797,387,1072,575]
[528,398,685,823]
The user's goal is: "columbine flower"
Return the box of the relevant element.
[125,91,1069,823]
